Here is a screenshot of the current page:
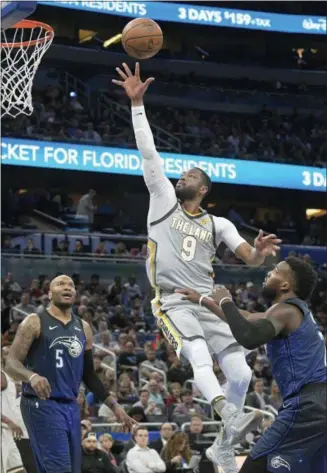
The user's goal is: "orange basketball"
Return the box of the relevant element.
[121,18,163,60]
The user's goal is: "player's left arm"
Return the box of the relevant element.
[214,217,281,266]
[82,320,136,430]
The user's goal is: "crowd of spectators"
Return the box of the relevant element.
[2,78,325,167]
[2,263,326,470]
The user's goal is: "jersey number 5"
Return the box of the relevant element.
[56,349,64,368]
[181,236,197,262]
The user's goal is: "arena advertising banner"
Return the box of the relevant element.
[38,1,326,35]
[2,138,326,192]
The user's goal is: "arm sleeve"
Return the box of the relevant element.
[221,301,277,350]
[148,450,166,472]
[126,449,152,473]
[132,106,177,226]
[213,217,246,253]
[82,350,109,402]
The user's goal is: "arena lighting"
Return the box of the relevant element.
[306,209,326,219]
[78,29,97,44]
[103,34,122,49]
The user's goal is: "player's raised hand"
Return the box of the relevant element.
[30,374,51,400]
[175,288,201,304]
[112,62,155,103]
[112,403,138,432]
[254,229,282,257]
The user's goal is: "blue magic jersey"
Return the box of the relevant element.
[267,298,326,400]
[23,310,86,401]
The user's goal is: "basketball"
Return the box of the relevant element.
[121,18,163,60]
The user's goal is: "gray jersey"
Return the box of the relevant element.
[147,201,217,294]
[131,105,245,295]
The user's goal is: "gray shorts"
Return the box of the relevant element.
[152,292,240,357]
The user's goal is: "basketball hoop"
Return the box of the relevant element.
[1,19,54,118]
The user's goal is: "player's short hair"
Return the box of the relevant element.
[286,256,318,301]
[194,167,212,196]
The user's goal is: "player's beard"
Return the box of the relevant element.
[53,300,73,311]
[175,186,197,201]
[262,286,278,304]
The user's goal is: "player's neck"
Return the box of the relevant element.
[274,291,297,304]
[182,200,202,216]
[48,303,72,320]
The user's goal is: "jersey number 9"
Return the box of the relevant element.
[181,236,197,262]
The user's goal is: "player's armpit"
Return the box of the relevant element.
[6,313,41,382]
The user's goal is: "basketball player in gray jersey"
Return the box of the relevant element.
[113,63,281,473]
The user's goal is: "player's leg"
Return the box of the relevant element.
[21,397,72,473]
[1,427,25,473]
[217,343,252,412]
[67,402,82,473]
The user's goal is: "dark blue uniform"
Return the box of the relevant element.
[250,298,327,473]
[21,310,86,473]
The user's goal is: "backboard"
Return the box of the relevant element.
[1,1,37,30]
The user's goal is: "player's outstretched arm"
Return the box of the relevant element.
[82,320,137,431]
[113,62,176,224]
[214,217,281,266]
[6,314,51,399]
[176,287,289,350]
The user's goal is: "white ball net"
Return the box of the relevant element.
[1,20,54,118]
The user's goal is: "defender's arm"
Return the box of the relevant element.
[6,313,40,382]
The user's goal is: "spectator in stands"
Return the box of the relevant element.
[144,372,169,400]
[161,432,192,473]
[23,238,41,255]
[123,425,138,457]
[83,122,102,144]
[113,242,130,257]
[117,375,139,402]
[126,426,166,473]
[124,276,142,300]
[2,236,18,254]
[118,341,139,371]
[110,305,130,330]
[108,276,122,305]
[166,383,182,407]
[76,189,97,230]
[147,380,165,411]
[188,416,207,451]
[167,352,193,385]
[81,419,92,438]
[130,297,145,322]
[81,432,117,473]
[172,389,206,420]
[133,389,154,413]
[99,434,119,468]
[267,379,283,411]
[77,389,89,420]
[92,354,111,384]
[246,378,270,409]
[29,278,42,300]
[150,423,174,455]
[11,292,36,322]
[139,348,168,380]
[36,294,50,314]
[72,239,86,256]
[55,240,69,256]
[95,241,108,257]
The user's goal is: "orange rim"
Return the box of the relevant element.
[1,19,54,48]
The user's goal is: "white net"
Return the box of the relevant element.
[1,20,54,118]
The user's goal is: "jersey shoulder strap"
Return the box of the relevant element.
[150,201,178,227]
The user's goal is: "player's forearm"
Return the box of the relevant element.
[6,357,35,383]
[244,247,265,266]
[131,103,158,161]
[1,414,14,426]
[201,297,254,322]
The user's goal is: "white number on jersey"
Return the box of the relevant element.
[181,236,197,261]
[56,349,64,368]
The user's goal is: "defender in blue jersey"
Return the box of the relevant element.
[6,275,135,473]
[178,256,326,473]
